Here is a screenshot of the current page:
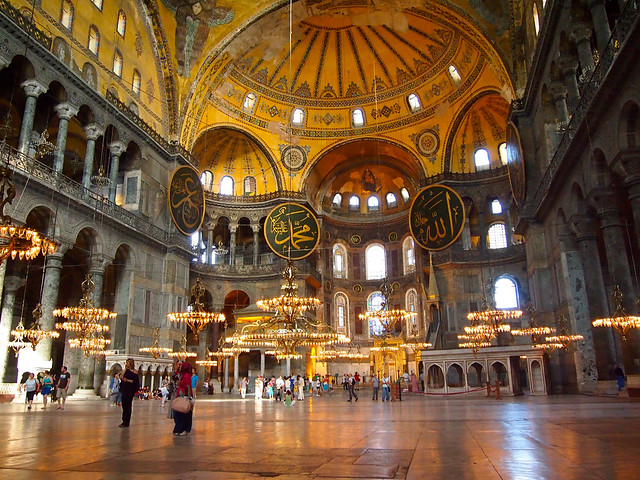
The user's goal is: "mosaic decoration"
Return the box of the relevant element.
[409,185,465,251]
[415,129,440,157]
[480,107,505,141]
[168,165,205,236]
[135,32,143,56]
[325,281,332,292]
[264,203,320,260]
[353,284,362,294]
[350,234,362,245]
[388,232,398,242]
[146,79,155,105]
[280,145,308,173]
[371,104,401,119]
[506,121,526,206]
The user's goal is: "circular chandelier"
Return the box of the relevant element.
[592,285,640,340]
[54,273,116,357]
[401,325,432,353]
[0,166,57,262]
[359,278,414,339]
[167,335,197,361]
[10,303,59,352]
[167,277,225,340]
[139,327,173,359]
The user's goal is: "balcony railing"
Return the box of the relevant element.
[191,257,322,283]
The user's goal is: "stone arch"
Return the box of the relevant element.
[489,361,509,387]
[590,148,612,189]
[426,364,444,389]
[467,362,485,387]
[446,363,464,387]
[569,183,587,218]
[618,100,639,150]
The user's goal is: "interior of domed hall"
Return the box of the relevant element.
[0,0,639,478]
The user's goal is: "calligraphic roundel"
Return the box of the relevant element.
[506,121,526,206]
[168,165,205,236]
[264,203,320,260]
[409,185,465,251]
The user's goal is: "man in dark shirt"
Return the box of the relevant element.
[56,366,70,410]
[119,358,140,428]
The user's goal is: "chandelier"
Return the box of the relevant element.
[213,240,228,255]
[167,335,197,361]
[90,165,111,188]
[167,277,225,340]
[531,314,583,353]
[401,325,432,353]
[10,303,59,351]
[139,327,173,359]
[31,130,55,159]
[359,278,413,339]
[7,320,29,356]
[54,273,116,357]
[238,261,348,358]
[0,166,58,262]
[592,285,640,340]
[196,358,218,367]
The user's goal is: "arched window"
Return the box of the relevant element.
[401,187,410,203]
[243,92,257,112]
[448,65,462,84]
[333,244,347,279]
[113,50,123,77]
[367,291,385,336]
[366,244,386,280]
[190,231,203,262]
[200,170,214,191]
[243,176,256,196]
[367,195,380,212]
[406,288,418,330]
[498,142,508,165]
[386,192,397,208]
[116,10,126,37]
[533,3,540,35]
[487,223,508,249]
[335,293,348,334]
[88,25,100,55]
[352,108,365,127]
[491,199,502,214]
[91,0,103,9]
[332,193,342,208]
[132,70,141,96]
[220,176,234,195]
[291,108,305,126]
[60,0,74,30]
[407,93,421,113]
[494,277,519,309]
[474,148,490,169]
[403,237,416,275]
[348,195,360,211]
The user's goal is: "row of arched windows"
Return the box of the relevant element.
[332,238,416,280]
[61,1,125,37]
[474,144,508,169]
[200,170,257,196]
[332,188,410,211]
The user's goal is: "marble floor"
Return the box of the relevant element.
[1,389,639,479]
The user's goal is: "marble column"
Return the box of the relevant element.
[81,124,104,191]
[234,355,239,393]
[559,56,580,111]
[229,224,237,266]
[461,216,471,250]
[113,267,134,352]
[0,276,26,382]
[36,247,67,361]
[108,141,126,202]
[260,350,265,377]
[477,209,486,250]
[503,201,513,246]
[572,27,596,76]
[252,225,260,266]
[207,228,214,265]
[550,83,569,125]
[572,215,620,372]
[18,79,47,156]
[286,357,291,376]
[224,356,229,392]
[589,0,612,54]
[53,103,79,175]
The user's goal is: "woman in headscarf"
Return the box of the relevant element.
[173,361,193,436]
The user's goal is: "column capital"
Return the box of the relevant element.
[229,224,238,233]
[571,26,593,43]
[571,215,599,241]
[21,78,47,98]
[251,224,261,234]
[90,254,113,274]
[83,123,104,141]
[109,141,127,157]
[54,102,79,121]
[550,83,567,100]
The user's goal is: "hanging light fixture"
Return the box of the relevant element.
[167,277,225,340]
[139,327,173,359]
[54,273,116,357]
[11,302,59,350]
[167,335,197,361]
[532,314,583,353]
[7,320,29,356]
[401,324,432,353]
[592,285,640,340]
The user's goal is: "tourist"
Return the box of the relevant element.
[22,372,37,410]
[119,358,139,428]
[240,377,248,399]
[191,368,199,398]
[411,370,419,392]
[347,373,358,402]
[381,375,390,402]
[614,364,625,392]
[284,389,295,407]
[275,376,284,401]
[40,370,53,409]
[371,373,379,401]
[296,375,304,401]
[354,371,360,390]
[342,374,348,390]
[109,373,121,406]
[56,366,71,410]
[173,361,193,436]
[255,376,263,400]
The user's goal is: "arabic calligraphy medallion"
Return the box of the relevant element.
[506,122,526,207]
[168,165,205,236]
[409,185,465,251]
[264,202,320,260]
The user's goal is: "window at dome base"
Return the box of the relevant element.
[292,108,305,126]
[491,199,502,214]
[487,223,508,249]
[332,193,342,208]
[401,188,410,203]
[220,176,234,195]
[200,170,214,191]
[448,65,462,84]
[407,93,422,113]
[366,244,386,280]
[474,148,490,170]
[348,195,360,211]
[367,195,380,212]
[243,176,256,196]
[352,108,365,127]
[386,192,397,208]
[498,142,508,165]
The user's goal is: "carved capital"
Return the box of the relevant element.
[571,215,599,241]
[54,102,79,121]
[83,123,104,141]
[21,78,47,98]
[108,141,127,157]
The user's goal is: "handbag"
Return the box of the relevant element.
[171,395,192,413]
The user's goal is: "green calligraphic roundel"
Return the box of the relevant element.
[264,203,320,260]
[409,185,466,251]
[168,165,205,236]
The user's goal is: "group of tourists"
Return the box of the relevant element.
[20,366,71,410]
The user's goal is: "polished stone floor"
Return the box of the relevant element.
[1,389,640,479]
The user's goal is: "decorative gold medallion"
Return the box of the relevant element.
[264,203,319,260]
[168,165,205,235]
[353,284,362,293]
[506,121,526,206]
[409,184,465,251]
[350,234,362,245]
[388,232,398,242]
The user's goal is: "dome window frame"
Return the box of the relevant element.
[352,108,365,128]
[407,93,422,113]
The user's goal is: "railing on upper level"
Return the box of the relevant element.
[204,190,307,205]
[191,256,322,284]
[0,142,187,248]
[521,2,639,219]
[420,166,509,186]
[0,0,51,49]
